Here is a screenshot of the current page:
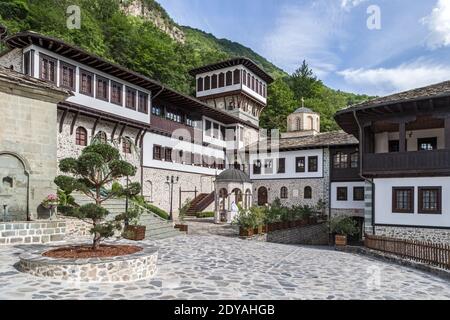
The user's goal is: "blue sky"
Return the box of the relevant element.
[157,0,450,96]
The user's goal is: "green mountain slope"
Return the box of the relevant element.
[0,0,371,131]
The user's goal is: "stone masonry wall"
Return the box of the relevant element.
[252,178,326,208]
[374,226,450,245]
[0,48,22,71]
[0,89,59,220]
[57,111,142,185]
[0,221,65,245]
[266,222,329,245]
[331,208,364,218]
[142,167,215,219]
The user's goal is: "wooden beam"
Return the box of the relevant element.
[119,124,127,139]
[91,117,101,136]
[111,122,120,141]
[399,122,406,152]
[135,129,143,145]
[138,129,147,146]
[445,117,450,149]
[59,109,68,133]
[70,111,80,135]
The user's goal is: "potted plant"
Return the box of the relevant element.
[329,216,359,247]
[121,206,146,241]
[251,206,265,235]
[234,206,256,237]
[41,194,59,220]
[175,199,190,233]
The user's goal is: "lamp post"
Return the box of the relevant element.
[167,175,179,221]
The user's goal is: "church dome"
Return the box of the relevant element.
[294,107,317,114]
[216,168,252,183]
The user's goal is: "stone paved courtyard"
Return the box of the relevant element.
[1,233,450,300]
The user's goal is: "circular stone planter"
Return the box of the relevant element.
[18,244,158,283]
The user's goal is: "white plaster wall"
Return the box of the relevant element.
[375,128,445,153]
[249,149,324,180]
[142,132,225,175]
[374,177,450,228]
[24,45,151,124]
[331,182,366,210]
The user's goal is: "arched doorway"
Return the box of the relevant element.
[231,188,243,206]
[257,186,268,206]
[0,152,30,221]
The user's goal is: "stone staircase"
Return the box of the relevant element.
[186,192,215,216]
[72,193,184,240]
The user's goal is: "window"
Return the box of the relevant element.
[353,187,365,201]
[392,187,414,213]
[204,76,210,90]
[350,152,359,168]
[280,187,288,199]
[166,110,182,123]
[193,153,202,166]
[296,157,305,173]
[96,76,109,101]
[138,92,148,114]
[184,151,192,165]
[153,145,162,160]
[205,120,212,137]
[264,159,273,174]
[126,87,137,110]
[24,51,31,76]
[262,84,266,98]
[253,160,262,175]
[165,148,173,162]
[122,137,132,154]
[337,187,348,201]
[211,74,218,89]
[186,118,194,127]
[213,123,219,139]
[152,106,162,116]
[243,70,247,86]
[60,62,76,90]
[219,73,225,87]
[75,127,87,146]
[226,71,233,86]
[79,69,94,96]
[111,81,123,105]
[333,152,348,169]
[304,186,312,199]
[202,155,209,168]
[418,187,442,214]
[418,137,437,151]
[39,54,56,84]
[277,158,285,174]
[389,140,400,152]
[247,73,251,88]
[95,131,107,144]
[252,76,255,91]
[197,77,203,92]
[308,156,318,172]
[234,69,240,84]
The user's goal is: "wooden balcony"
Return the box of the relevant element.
[363,149,450,177]
[151,116,195,139]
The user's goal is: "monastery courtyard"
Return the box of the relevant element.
[0,223,450,300]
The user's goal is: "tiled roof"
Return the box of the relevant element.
[339,80,450,113]
[293,107,317,114]
[249,130,358,151]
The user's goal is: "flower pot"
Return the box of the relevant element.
[240,227,254,237]
[309,216,318,225]
[261,225,267,234]
[335,234,347,247]
[123,225,146,241]
[175,224,188,232]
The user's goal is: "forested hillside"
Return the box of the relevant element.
[0,0,372,131]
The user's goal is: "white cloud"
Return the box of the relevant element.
[338,59,450,96]
[421,0,450,49]
[262,1,344,76]
[340,0,368,11]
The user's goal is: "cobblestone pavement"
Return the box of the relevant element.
[1,234,450,300]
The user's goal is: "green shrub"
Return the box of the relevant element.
[329,216,358,236]
[234,206,266,228]
[196,211,215,218]
[132,196,170,220]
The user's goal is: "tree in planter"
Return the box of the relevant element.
[329,215,359,246]
[54,144,141,250]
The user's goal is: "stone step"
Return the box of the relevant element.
[147,230,185,240]
[145,228,183,239]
